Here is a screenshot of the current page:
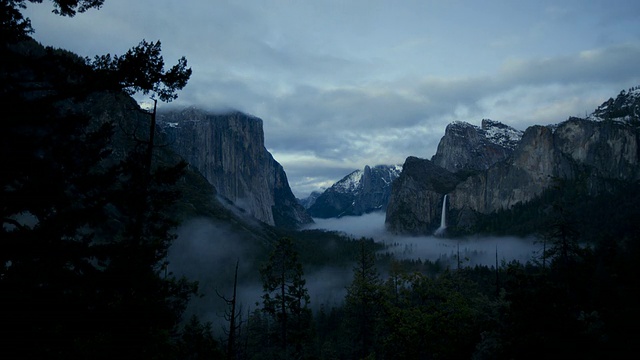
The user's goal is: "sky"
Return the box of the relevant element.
[23,0,640,198]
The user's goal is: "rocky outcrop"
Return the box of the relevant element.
[588,87,640,123]
[159,108,312,228]
[554,118,639,181]
[431,119,523,172]
[385,158,459,234]
[447,125,573,220]
[386,96,640,234]
[449,119,639,227]
[307,164,402,218]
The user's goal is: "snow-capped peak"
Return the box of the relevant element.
[481,119,523,150]
[587,86,640,124]
[447,119,523,150]
[329,164,403,194]
[333,170,363,193]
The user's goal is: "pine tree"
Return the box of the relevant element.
[1,4,196,357]
[174,315,224,360]
[82,38,194,359]
[0,90,119,358]
[217,259,242,360]
[2,1,107,44]
[344,238,383,359]
[259,237,312,359]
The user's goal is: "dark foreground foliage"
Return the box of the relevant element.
[1,2,202,358]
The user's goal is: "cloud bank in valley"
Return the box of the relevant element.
[306,212,541,267]
[168,215,539,333]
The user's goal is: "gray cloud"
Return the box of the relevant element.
[499,43,640,86]
[22,0,640,197]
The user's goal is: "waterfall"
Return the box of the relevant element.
[434,194,447,236]
[440,194,448,229]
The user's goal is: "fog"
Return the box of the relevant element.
[169,213,541,334]
[307,212,388,239]
[167,218,263,333]
[306,212,541,267]
[168,218,353,335]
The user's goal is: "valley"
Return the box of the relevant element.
[3,2,640,358]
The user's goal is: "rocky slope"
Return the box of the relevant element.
[386,89,640,235]
[159,108,312,228]
[307,164,402,218]
[431,119,523,172]
[588,87,640,123]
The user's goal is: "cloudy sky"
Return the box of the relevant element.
[24,0,640,197]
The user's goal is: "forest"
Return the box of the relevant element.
[2,1,640,359]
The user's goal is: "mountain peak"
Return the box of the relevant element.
[432,119,522,172]
[481,119,523,150]
[307,164,403,218]
[333,169,364,194]
[587,86,640,124]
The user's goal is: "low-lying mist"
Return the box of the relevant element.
[306,212,541,267]
[168,213,541,335]
[167,218,353,335]
[167,218,265,333]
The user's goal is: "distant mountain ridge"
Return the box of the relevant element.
[306,164,402,218]
[298,190,322,209]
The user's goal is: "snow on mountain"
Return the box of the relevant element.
[307,164,403,218]
[587,87,640,124]
[432,119,523,173]
[481,119,523,149]
[334,170,364,194]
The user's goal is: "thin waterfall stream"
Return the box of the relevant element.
[434,194,447,236]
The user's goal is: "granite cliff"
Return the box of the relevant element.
[159,108,312,228]
[431,119,523,172]
[384,158,460,234]
[386,89,640,235]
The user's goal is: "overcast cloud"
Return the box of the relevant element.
[24,0,640,197]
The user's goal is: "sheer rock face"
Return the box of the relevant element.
[386,116,640,235]
[307,165,402,218]
[449,119,639,218]
[385,157,459,234]
[554,118,640,181]
[448,125,570,217]
[431,119,523,173]
[159,108,312,228]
